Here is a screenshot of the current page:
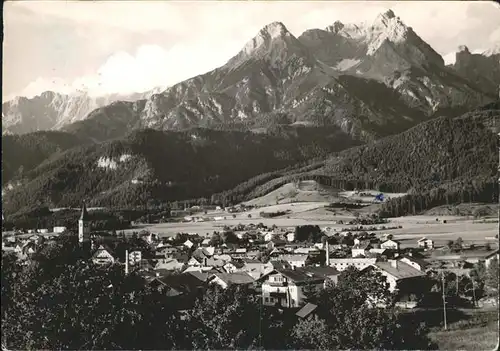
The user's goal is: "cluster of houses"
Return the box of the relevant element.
[3,210,498,316]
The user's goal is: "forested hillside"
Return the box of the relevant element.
[2,126,360,215]
[2,131,93,186]
[214,103,499,208]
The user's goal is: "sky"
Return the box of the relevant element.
[3,0,500,100]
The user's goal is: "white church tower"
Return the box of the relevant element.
[78,201,90,245]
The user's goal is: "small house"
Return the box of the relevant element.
[91,245,115,265]
[328,258,377,271]
[380,239,400,251]
[280,254,308,269]
[399,256,430,272]
[201,238,211,246]
[371,260,426,292]
[155,258,184,271]
[417,237,434,250]
[267,239,287,250]
[351,242,372,258]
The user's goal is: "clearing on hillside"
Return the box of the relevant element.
[243,180,340,207]
[244,179,408,207]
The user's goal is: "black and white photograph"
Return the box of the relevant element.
[2,0,499,350]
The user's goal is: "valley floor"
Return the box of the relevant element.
[124,202,498,248]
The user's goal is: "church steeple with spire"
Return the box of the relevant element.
[78,201,91,245]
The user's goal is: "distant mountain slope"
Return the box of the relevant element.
[2,90,153,135]
[449,45,500,97]
[4,11,496,138]
[1,125,360,215]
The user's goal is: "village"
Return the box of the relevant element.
[3,201,499,320]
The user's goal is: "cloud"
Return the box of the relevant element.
[4,1,500,99]
[19,42,245,97]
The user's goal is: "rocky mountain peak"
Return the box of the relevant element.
[40,91,57,100]
[239,21,292,56]
[227,21,310,67]
[260,21,290,39]
[458,45,471,54]
[373,9,397,26]
[367,10,411,55]
[328,20,345,34]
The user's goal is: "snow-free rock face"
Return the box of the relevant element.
[227,22,318,69]
[449,45,500,97]
[4,10,496,138]
[300,11,492,114]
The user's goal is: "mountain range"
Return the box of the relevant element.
[3,10,499,139]
[2,10,499,216]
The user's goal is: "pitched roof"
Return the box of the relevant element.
[212,272,255,285]
[271,238,287,245]
[302,266,340,278]
[191,248,209,261]
[243,258,263,264]
[92,244,115,257]
[187,270,211,282]
[270,260,292,270]
[400,255,430,268]
[296,303,318,318]
[369,248,387,254]
[172,253,190,263]
[158,273,206,293]
[381,239,400,245]
[206,257,226,267]
[485,250,499,259]
[229,260,246,269]
[353,242,372,250]
[281,254,308,262]
[202,247,215,256]
[328,258,377,264]
[375,261,426,280]
[275,268,324,284]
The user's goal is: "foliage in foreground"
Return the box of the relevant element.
[1,237,436,350]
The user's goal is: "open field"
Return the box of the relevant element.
[125,217,498,246]
[428,309,499,351]
[243,180,340,206]
[123,201,498,246]
[383,217,499,248]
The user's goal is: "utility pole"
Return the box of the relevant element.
[471,279,477,308]
[441,273,448,330]
[125,249,129,275]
